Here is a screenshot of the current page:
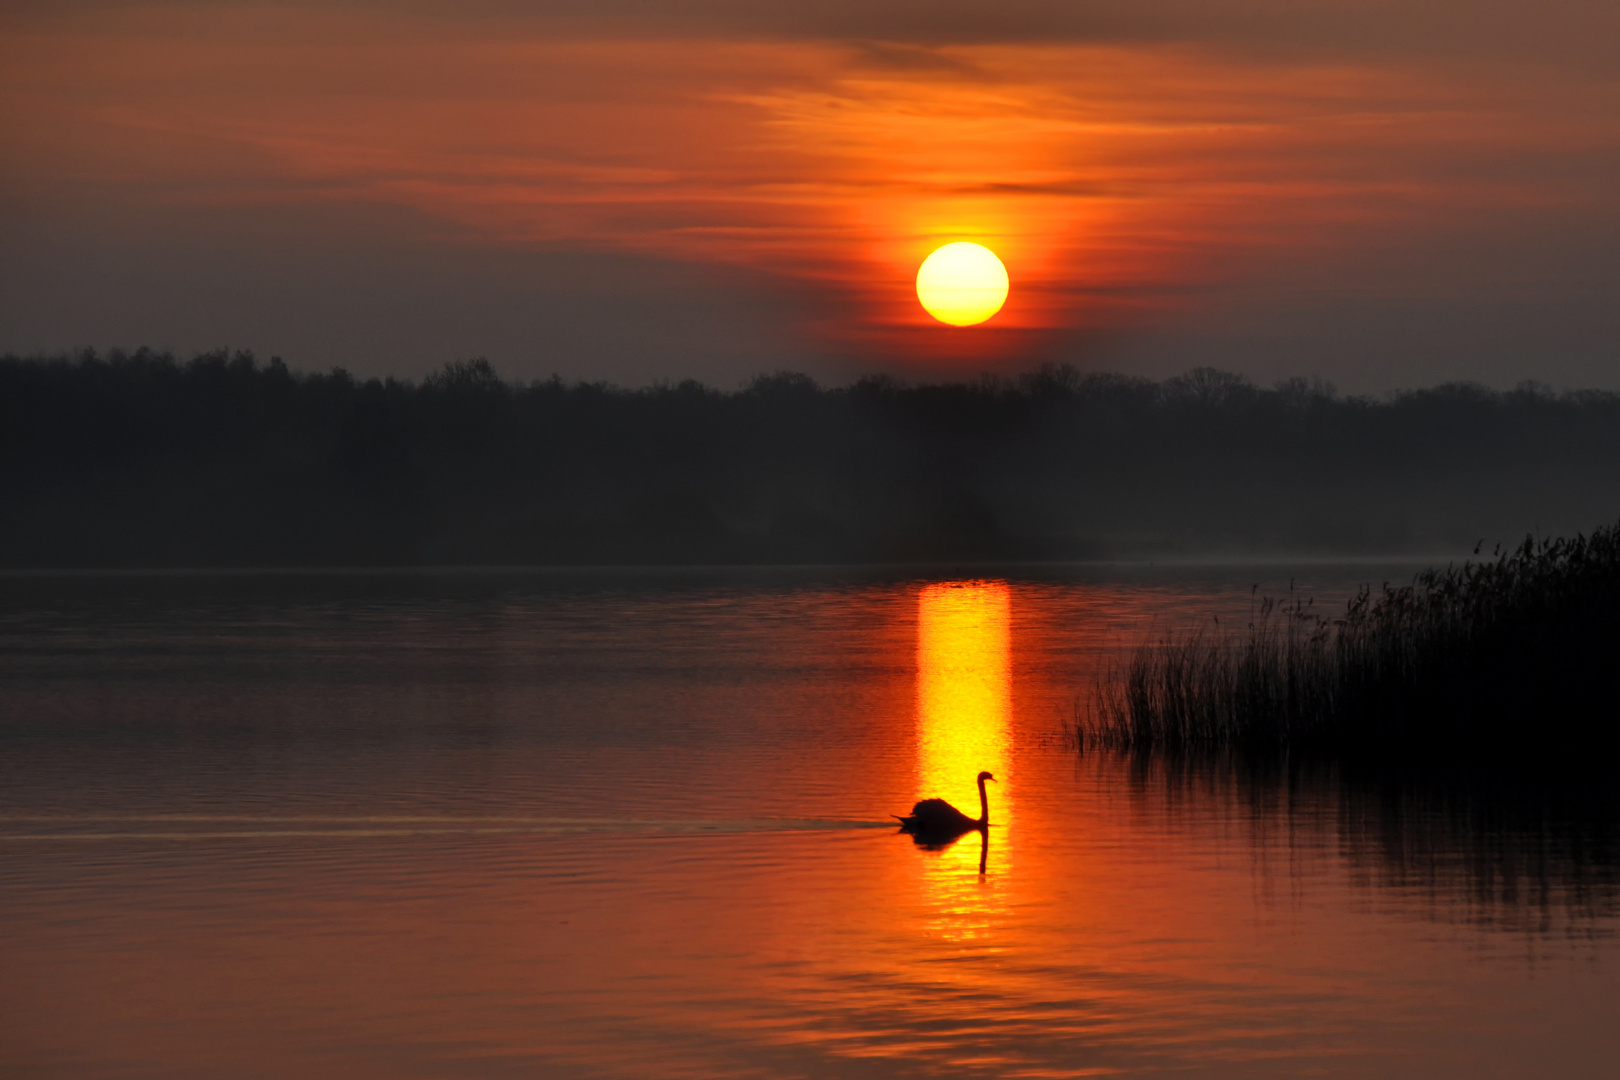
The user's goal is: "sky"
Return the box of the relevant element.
[3,0,1619,390]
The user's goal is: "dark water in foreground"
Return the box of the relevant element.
[1,567,1615,1078]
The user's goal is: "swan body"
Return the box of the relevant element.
[896,770,995,842]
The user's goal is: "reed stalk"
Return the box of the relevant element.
[1085,524,1620,759]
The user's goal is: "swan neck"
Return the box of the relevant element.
[977,776,990,826]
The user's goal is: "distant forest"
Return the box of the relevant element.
[4,349,1620,567]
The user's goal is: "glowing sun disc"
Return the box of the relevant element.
[916,242,1009,326]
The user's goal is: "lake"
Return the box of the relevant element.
[2,566,1615,1078]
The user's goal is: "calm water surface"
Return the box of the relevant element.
[1,567,1615,1078]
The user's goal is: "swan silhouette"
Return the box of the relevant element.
[895,770,995,844]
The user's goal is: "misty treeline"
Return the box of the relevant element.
[5,348,1620,567]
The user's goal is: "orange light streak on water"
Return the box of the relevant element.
[914,581,1012,911]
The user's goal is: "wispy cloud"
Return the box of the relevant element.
[5,2,1619,371]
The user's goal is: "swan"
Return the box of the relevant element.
[895,770,995,841]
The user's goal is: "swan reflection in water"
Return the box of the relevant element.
[896,770,995,874]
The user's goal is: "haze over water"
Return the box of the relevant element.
[2,568,1615,1077]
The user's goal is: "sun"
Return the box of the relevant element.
[915,242,1009,326]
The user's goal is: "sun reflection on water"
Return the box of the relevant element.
[915,581,1013,931]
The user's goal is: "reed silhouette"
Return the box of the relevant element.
[1082,522,1620,761]
[896,770,995,846]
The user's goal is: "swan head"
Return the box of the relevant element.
[977,770,996,783]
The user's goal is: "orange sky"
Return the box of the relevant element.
[4,2,1619,384]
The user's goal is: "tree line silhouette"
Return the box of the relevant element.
[4,348,1619,567]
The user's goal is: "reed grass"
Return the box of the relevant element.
[1084,523,1620,759]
